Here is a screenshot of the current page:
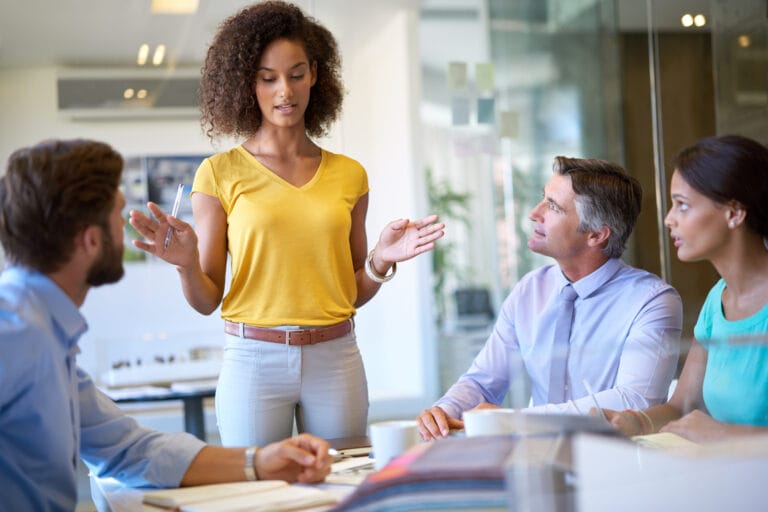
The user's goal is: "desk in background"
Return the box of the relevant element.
[102,383,216,441]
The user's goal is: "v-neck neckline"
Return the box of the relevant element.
[237,145,325,190]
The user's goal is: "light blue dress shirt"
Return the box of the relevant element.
[435,258,682,419]
[0,267,205,512]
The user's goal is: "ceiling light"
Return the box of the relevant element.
[152,45,166,66]
[681,14,693,27]
[124,88,135,100]
[137,89,148,100]
[693,14,706,27]
[137,44,149,66]
[738,35,751,48]
[150,0,199,14]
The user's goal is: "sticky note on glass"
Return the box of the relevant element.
[475,62,495,92]
[451,97,470,125]
[477,98,495,124]
[448,62,468,91]
[499,110,520,139]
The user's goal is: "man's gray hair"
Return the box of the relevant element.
[553,156,642,259]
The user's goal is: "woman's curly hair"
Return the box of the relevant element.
[199,1,344,141]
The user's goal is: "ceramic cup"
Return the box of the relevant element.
[369,420,420,470]
[462,408,518,437]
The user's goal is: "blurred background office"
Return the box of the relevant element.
[0,0,766,469]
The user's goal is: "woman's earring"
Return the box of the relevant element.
[729,220,736,229]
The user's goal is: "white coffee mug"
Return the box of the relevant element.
[369,420,419,470]
[462,408,517,437]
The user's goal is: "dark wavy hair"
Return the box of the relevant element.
[199,1,344,141]
[553,156,643,259]
[672,135,768,239]
[0,139,123,273]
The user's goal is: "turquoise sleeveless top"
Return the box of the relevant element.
[695,279,768,426]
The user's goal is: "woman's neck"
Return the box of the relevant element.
[713,232,768,319]
[714,233,768,294]
[243,126,315,159]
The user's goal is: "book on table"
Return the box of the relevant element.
[332,435,519,511]
[142,481,338,511]
[332,413,621,511]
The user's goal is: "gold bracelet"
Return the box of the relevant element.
[625,409,648,435]
[244,446,259,481]
[637,409,656,434]
[364,249,397,283]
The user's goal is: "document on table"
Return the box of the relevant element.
[325,457,376,485]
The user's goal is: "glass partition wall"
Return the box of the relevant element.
[420,0,768,394]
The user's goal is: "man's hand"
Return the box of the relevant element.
[417,406,463,440]
[255,434,333,483]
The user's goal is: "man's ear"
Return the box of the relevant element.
[79,224,102,257]
[587,225,611,248]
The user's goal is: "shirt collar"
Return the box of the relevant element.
[3,266,87,349]
[558,258,624,299]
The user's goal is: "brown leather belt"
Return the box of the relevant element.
[224,319,352,346]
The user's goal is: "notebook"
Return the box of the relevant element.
[142,481,338,511]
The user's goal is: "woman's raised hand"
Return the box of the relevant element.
[376,214,445,263]
[129,202,199,268]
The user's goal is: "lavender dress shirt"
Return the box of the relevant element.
[435,258,683,419]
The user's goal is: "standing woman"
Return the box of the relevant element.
[129,1,444,446]
[603,134,768,442]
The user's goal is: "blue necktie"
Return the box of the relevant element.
[548,284,578,403]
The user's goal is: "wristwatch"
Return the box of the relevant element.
[244,446,258,481]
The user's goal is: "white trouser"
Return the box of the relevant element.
[215,330,369,446]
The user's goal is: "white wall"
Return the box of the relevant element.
[0,3,436,420]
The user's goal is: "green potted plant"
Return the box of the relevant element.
[426,167,472,325]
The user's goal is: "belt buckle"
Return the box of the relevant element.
[284,328,308,345]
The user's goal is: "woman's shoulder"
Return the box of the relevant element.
[205,146,247,166]
[702,278,727,307]
[197,146,260,180]
[321,149,366,173]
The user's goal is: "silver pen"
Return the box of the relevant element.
[583,379,609,422]
[163,184,184,249]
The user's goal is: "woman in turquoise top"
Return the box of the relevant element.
[603,134,768,442]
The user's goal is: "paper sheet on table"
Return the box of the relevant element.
[631,432,699,450]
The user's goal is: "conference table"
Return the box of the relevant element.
[89,425,768,511]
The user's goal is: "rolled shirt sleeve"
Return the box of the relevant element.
[435,296,521,419]
[78,367,205,488]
